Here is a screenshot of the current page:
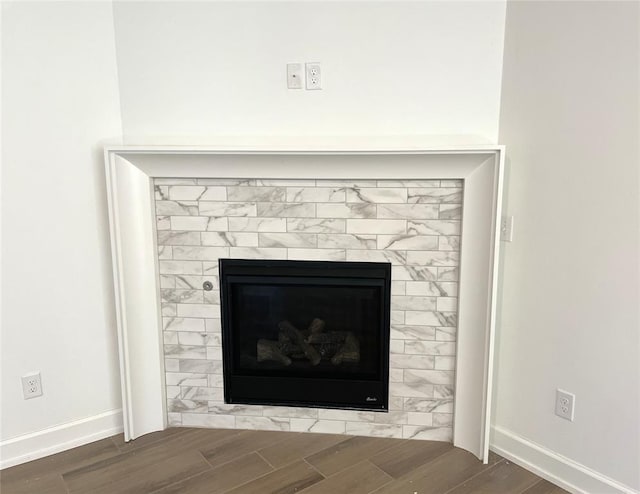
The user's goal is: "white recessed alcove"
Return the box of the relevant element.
[104,141,504,462]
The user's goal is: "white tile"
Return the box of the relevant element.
[158,231,201,246]
[345,422,402,438]
[181,386,223,401]
[319,180,377,187]
[437,267,458,281]
[403,397,453,413]
[181,413,235,428]
[433,413,453,427]
[177,303,219,318]
[389,383,434,398]
[316,203,376,219]
[200,232,257,247]
[391,281,406,295]
[405,281,458,297]
[199,202,257,217]
[259,233,317,248]
[162,317,205,333]
[206,346,222,360]
[405,311,456,327]
[227,186,285,202]
[170,216,228,232]
[174,275,210,289]
[440,180,463,188]
[389,369,404,382]
[179,359,221,373]
[406,412,433,426]
[439,204,462,220]
[161,303,177,316]
[404,341,456,356]
[405,251,459,267]
[402,425,452,441]
[407,188,463,204]
[208,404,262,416]
[165,373,208,386]
[176,332,208,346]
[377,204,439,220]
[407,220,461,236]
[346,188,407,204]
[317,234,376,249]
[377,235,438,250]
[376,180,440,188]
[287,218,346,233]
[169,186,226,201]
[346,219,406,234]
[391,296,437,311]
[318,409,375,421]
[434,356,455,370]
[390,340,405,354]
[236,416,290,431]
[374,411,407,424]
[205,319,222,332]
[390,354,435,369]
[164,345,207,360]
[390,325,436,341]
[391,311,405,324]
[157,216,171,230]
[438,236,460,251]
[161,289,203,304]
[346,250,406,265]
[260,406,318,418]
[164,357,179,371]
[198,179,255,186]
[257,203,316,218]
[436,327,457,341]
[436,297,458,312]
[288,248,345,261]
[229,247,287,259]
[172,246,228,260]
[158,246,172,260]
[404,369,455,385]
[229,217,287,232]
[159,260,202,275]
[160,275,176,288]
[256,179,316,186]
[391,265,438,281]
[167,399,208,413]
[286,187,345,203]
[290,419,346,434]
[156,200,198,216]
[167,413,182,426]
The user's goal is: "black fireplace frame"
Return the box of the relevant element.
[219,258,391,411]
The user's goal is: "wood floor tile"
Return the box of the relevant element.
[369,438,453,478]
[0,473,68,494]
[523,478,570,493]
[224,459,324,494]
[201,430,295,468]
[299,459,393,494]
[258,432,349,468]
[370,447,501,494]
[153,452,273,494]
[305,436,399,477]
[111,427,190,452]
[446,460,541,494]
[64,448,210,494]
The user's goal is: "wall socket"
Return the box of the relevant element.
[555,389,575,421]
[22,372,43,399]
[305,63,322,90]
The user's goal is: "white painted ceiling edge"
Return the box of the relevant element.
[104,144,504,462]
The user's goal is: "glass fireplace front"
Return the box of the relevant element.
[219,259,391,411]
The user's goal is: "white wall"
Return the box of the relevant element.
[1,1,123,447]
[494,1,639,491]
[112,1,507,143]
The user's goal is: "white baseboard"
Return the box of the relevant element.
[490,425,639,494]
[0,409,123,470]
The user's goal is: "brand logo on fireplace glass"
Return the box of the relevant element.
[366,396,378,402]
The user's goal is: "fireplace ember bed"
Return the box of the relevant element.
[219,259,391,411]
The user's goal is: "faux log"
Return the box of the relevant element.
[307,318,325,335]
[257,339,292,366]
[278,320,322,366]
[331,332,360,365]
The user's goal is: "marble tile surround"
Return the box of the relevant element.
[154,178,463,441]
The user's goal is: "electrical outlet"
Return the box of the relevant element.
[305,63,322,90]
[22,372,43,399]
[286,63,303,89]
[500,215,514,242]
[555,389,575,421]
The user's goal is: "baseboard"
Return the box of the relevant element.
[490,425,639,494]
[0,409,123,470]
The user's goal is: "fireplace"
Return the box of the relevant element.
[219,259,391,410]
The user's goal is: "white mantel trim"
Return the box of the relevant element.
[104,144,504,462]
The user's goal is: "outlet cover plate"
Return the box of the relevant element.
[286,63,303,89]
[305,63,322,90]
[555,388,575,421]
[22,372,43,399]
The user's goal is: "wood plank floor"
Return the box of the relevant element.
[0,428,568,494]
